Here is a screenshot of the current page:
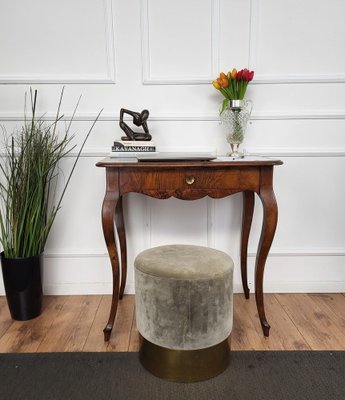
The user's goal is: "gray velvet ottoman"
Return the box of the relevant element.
[134,244,234,382]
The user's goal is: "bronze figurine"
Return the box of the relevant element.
[119,108,152,141]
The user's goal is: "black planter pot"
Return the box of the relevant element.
[0,252,43,320]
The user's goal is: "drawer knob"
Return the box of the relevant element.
[186,176,195,185]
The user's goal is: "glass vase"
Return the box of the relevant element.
[220,99,252,158]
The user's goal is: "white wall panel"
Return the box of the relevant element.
[142,0,218,83]
[219,0,251,70]
[249,157,345,251]
[149,198,209,247]
[244,120,345,159]
[0,0,116,83]
[255,0,345,79]
[43,157,106,253]
[212,156,345,257]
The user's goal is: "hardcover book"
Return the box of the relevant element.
[109,151,156,158]
[113,140,155,146]
[111,145,156,152]
[112,140,156,152]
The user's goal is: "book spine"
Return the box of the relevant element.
[112,145,156,152]
[109,151,155,157]
[113,140,155,147]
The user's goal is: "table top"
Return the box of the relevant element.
[96,156,283,169]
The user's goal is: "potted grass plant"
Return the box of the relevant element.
[0,88,101,320]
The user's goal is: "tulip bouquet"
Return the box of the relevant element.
[213,68,254,113]
[212,68,254,157]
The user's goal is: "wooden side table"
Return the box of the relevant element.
[96,157,283,341]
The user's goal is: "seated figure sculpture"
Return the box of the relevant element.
[119,108,152,141]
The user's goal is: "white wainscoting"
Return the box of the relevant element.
[0,0,345,295]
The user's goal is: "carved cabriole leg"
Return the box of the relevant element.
[115,196,127,299]
[241,191,255,299]
[102,168,120,341]
[255,167,278,337]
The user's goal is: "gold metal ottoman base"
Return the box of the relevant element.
[139,337,230,382]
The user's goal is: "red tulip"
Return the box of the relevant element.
[242,69,249,81]
[237,70,243,80]
[248,70,254,81]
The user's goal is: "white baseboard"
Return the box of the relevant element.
[1,282,343,296]
[41,283,136,296]
[235,281,345,294]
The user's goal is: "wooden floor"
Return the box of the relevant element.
[0,293,345,353]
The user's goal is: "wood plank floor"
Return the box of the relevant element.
[0,294,345,352]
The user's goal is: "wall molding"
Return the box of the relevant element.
[141,0,220,85]
[146,197,152,249]
[248,247,345,258]
[252,74,345,84]
[42,247,345,259]
[245,148,345,158]
[102,0,117,83]
[2,146,345,158]
[2,110,345,122]
[0,0,116,84]
[207,198,216,247]
[139,76,345,88]
[248,0,258,70]
[54,147,345,158]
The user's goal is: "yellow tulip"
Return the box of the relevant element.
[231,68,237,80]
[212,81,221,90]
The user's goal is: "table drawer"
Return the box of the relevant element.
[120,168,247,192]
[177,168,240,189]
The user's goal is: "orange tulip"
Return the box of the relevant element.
[220,78,228,88]
[231,68,237,80]
[217,73,228,88]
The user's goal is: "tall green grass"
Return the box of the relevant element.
[0,88,102,258]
